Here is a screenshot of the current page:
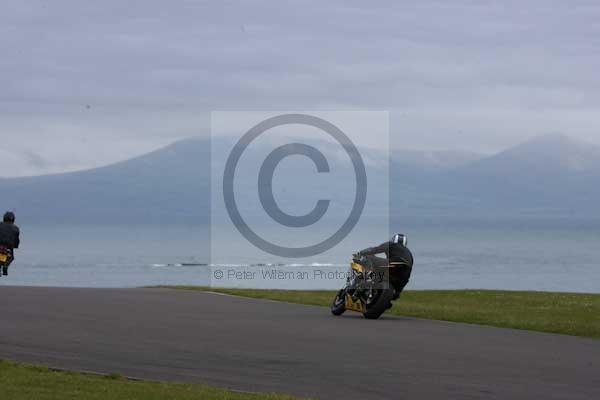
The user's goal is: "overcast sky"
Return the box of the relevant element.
[2,0,600,176]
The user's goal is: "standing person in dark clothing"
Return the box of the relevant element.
[0,211,20,276]
[355,233,414,301]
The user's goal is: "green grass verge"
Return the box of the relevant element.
[155,286,600,338]
[0,360,300,400]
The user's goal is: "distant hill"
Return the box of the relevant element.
[455,134,600,212]
[393,149,482,171]
[1,134,599,223]
[391,134,600,216]
[0,138,210,223]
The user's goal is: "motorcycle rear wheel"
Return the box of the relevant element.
[362,289,394,320]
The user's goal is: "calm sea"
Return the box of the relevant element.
[2,218,599,293]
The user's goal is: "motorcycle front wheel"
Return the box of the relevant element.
[331,289,346,316]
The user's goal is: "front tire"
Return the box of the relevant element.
[362,289,394,320]
[331,290,346,316]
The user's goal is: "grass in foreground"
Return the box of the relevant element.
[155,286,600,338]
[0,360,299,400]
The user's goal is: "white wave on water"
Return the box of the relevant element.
[148,262,345,268]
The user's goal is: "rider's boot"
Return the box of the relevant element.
[386,288,399,309]
[2,266,7,276]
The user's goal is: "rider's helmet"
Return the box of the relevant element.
[3,212,15,223]
[392,233,407,247]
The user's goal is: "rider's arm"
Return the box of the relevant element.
[14,227,19,249]
[359,242,388,256]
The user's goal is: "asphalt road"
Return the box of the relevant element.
[1,286,598,399]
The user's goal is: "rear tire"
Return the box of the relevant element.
[362,289,394,320]
[331,290,346,316]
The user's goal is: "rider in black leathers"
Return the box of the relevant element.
[356,233,414,300]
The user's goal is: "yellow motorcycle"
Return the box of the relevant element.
[0,246,12,276]
[331,254,395,319]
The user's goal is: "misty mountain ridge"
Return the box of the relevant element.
[1,134,599,222]
[462,133,600,173]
